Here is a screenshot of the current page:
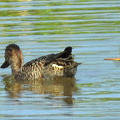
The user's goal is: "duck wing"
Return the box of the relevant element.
[44,46,73,66]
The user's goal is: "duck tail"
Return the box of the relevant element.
[68,62,81,69]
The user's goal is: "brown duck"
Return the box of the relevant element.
[1,44,81,80]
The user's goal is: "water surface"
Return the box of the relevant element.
[0,0,120,119]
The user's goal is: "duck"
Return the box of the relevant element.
[1,44,81,80]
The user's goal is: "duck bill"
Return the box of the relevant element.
[1,61,10,68]
[104,58,120,61]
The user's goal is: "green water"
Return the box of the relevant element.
[0,0,120,119]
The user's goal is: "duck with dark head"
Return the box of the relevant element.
[1,44,81,80]
[1,44,23,74]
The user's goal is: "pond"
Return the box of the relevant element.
[0,0,120,119]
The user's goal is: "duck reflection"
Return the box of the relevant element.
[3,76,78,104]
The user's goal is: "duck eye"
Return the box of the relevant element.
[6,48,12,55]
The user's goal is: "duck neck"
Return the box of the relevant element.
[11,62,22,75]
[10,55,23,75]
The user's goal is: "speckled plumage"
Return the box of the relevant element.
[1,44,81,80]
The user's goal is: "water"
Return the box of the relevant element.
[0,0,120,119]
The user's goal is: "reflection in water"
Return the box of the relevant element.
[3,75,78,104]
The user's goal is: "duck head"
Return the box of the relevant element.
[1,44,23,74]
